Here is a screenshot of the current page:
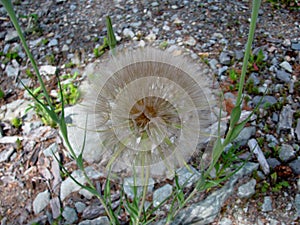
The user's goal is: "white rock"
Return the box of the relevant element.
[145,32,156,42]
[184,36,197,46]
[279,61,293,73]
[0,136,23,144]
[33,190,50,214]
[0,147,14,162]
[123,28,135,38]
[248,139,270,175]
[153,184,173,207]
[40,65,57,75]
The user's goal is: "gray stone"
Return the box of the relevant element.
[219,52,231,65]
[75,202,86,213]
[247,73,260,85]
[271,112,279,123]
[0,136,23,144]
[153,184,173,207]
[158,162,258,225]
[234,50,244,60]
[262,196,273,212]
[123,177,154,199]
[60,166,103,200]
[5,63,19,77]
[291,43,300,50]
[208,58,219,71]
[297,178,300,191]
[234,126,256,146]
[33,190,50,214]
[282,39,291,47]
[266,134,279,148]
[267,158,281,169]
[295,119,300,140]
[219,218,233,225]
[295,194,300,216]
[176,165,201,187]
[4,30,18,42]
[252,96,277,108]
[78,217,110,225]
[0,147,14,163]
[289,157,300,175]
[50,197,60,219]
[123,28,135,38]
[40,65,57,75]
[43,143,58,157]
[279,144,295,162]
[48,38,58,47]
[184,36,196,46]
[276,70,291,83]
[248,139,270,175]
[151,2,159,7]
[277,105,294,133]
[62,207,78,224]
[237,179,256,198]
[279,61,293,73]
[218,66,228,76]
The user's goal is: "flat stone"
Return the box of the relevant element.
[295,194,300,216]
[4,30,19,42]
[291,43,300,50]
[78,217,110,225]
[252,96,277,108]
[40,65,57,75]
[279,144,295,162]
[33,190,50,214]
[247,73,260,85]
[295,118,300,140]
[297,178,300,191]
[289,157,300,175]
[261,196,273,212]
[277,105,294,133]
[62,207,78,224]
[176,165,201,187]
[159,162,258,225]
[50,197,60,219]
[219,218,233,225]
[0,147,14,163]
[153,184,173,207]
[43,142,58,157]
[267,158,281,169]
[0,136,23,144]
[276,70,291,83]
[208,58,219,71]
[75,202,86,213]
[234,126,256,146]
[48,38,58,47]
[123,28,135,38]
[145,33,156,42]
[5,64,19,77]
[266,134,279,148]
[184,36,196,46]
[237,179,256,198]
[279,61,293,73]
[219,52,231,65]
[123,177,154,199]
[248,139,270,175]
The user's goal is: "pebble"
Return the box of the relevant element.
[62,206,78,224]
[276,70,291,83]
[75,202,86,213]
[78,217,110,225]
[176,165,201,187]
[0,136,23,144]
[291,43,300,50]
[123,28,135,38]
[237,179,256,198]
[261,196,273,212]
[247,73,260,85]
[219,51,231,65]
[218,218,233,225]
[208,58,219,71]
[0,147,14,163]
[4,30,19,43]
[297,178,300,191]
[153,184,173,207]
[279,144,295,162]
[252,96,277,108]
[277,105,294,133]
[266,134,279,148]
[33,190,50,214]
[295,118,300,140]
[248,139,270,175]
[183,36,196,46]
[123,177,154,199]
[43,143,58,157]
[289,157,300,175]
[234,126,256,146]
[295,194,300,216]
[48,38,58,47]
[49,197,60,219]
[267,158,281,169]
[145,32,156,42]
[279,61,293,73]
[40,65,57,75]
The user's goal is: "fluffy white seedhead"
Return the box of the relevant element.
[76,47,220,183]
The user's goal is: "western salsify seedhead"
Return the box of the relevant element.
[73,47,221,184]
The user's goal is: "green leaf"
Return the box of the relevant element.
[106,16,117,51]
[229,104,242,128]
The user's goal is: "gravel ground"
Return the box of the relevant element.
[0,0,300,224]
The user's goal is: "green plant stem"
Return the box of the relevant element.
[236,0,261,105]
[1,0,53,109]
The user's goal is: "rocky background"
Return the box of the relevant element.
[0,0,300,224]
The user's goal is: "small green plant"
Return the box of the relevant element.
[159,41,168,49]
[229,68,238,82]
[46,54,55,65]
[11,117,22,128]
[25,68,34,78]
[248,49,266,72]
[0,88,4,99]
[245,79,259,94]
